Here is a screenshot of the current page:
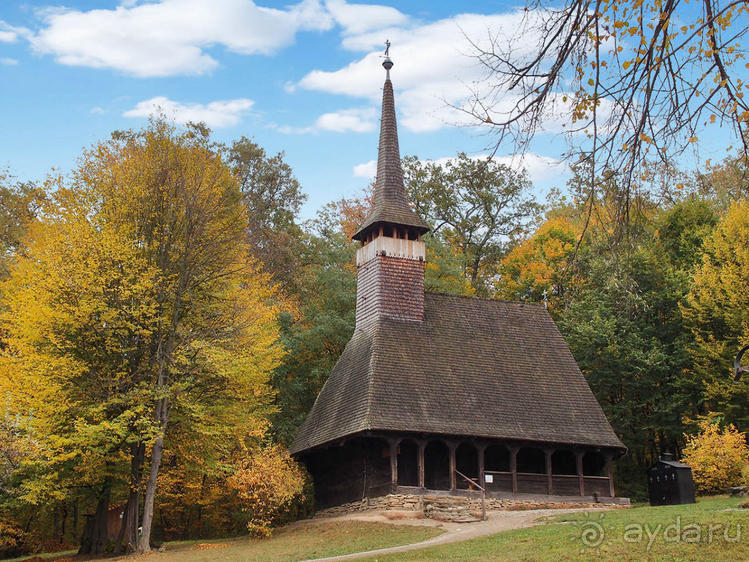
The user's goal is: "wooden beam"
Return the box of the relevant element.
[509,447,518,493]
[417,441,426,488]
[448,442,457,491]
[545,449,553,495]
[478,444,486,489]
[576,450,585,496]
[389,438,399,492]
[605,453,615,497]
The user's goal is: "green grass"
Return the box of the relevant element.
[101,519,442,561]
[7,549,78,562]
[365,496,749,561]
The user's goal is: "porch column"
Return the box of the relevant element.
[417,441,426,488]
[576,450,585,496]
[478,443,486,488]
[388,438,400,492]
[509,446,518,493]
[448,442,457,491]
[545,449,553,495]
[605,453,615,497]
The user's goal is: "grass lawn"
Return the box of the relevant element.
[365,496,749,561]
[96,519,442,562]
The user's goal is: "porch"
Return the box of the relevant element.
[303,433,624,509]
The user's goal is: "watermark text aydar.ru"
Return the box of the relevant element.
[622,516,740,550]
[575,513,742,552]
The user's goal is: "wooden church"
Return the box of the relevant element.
[290,55,626,509]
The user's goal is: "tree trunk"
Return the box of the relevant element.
[115,442,144,554]
[72,499,78,538]
[138,399,167,553]
[53,505,59,543]
[78,478,112,555]
[60,504,68,544]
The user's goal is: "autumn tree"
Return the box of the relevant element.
[227,445,305,537]
[693,147,749,207]
[683,199,749,431]
[510,176,717,497]
[0,172,45,278]
[0,120,285,554]
[226,137,307,291]
[466,0,749,231]
[495,215,580,312]
[403,153,539,294]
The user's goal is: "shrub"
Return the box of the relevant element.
[227,445,305,537]
[0,520,31,558]
[682,418,749,494]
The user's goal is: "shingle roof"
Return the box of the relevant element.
[352,77,430,241]
[290,293,626,454]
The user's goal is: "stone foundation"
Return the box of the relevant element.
[314,493,626,520]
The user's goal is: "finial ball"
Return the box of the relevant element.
[382,58,394,71]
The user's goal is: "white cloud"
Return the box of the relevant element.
[355,153,566,185]
[296,10,557,133]
[431,153,567,184]
[276,124,314,135]
[26,0,333,77]
[0,20,32,43]
[325,0,408,35]
[90,106,106,114]
[494,154,567,184]
[277,106,376,134]
[316,107,376,132]
[0,57,18,66]
[123,96,254,128]
[353,159,376,178]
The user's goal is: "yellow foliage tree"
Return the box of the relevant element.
[682,200,749,430]
[495,216,580,312]
[682,418,749,494]
[0,120,285,553]
[227,445,305,537]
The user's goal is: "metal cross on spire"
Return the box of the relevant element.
[382,40,393,80]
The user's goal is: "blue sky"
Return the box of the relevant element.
[0,1,740,219]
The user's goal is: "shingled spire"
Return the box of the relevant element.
[353,51,431,330]
[352,55,430,241]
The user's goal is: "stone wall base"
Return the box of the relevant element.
[314,493,627,521]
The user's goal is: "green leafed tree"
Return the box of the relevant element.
[227,137,307,292]
[403,153,539,295]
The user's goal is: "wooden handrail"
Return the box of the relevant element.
[454,469,486,521]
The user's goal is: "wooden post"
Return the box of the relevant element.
[545,449,553,495]
[509,447,518,493]
[576,451,585,497]
[417,441,426,488]
[605,453,615,497]
[478,443,486,489]
[448,442,457,491]
[389,439,399,493]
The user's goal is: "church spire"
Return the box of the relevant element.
[352,47,430,242]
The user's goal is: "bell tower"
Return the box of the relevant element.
[352,50,431,331]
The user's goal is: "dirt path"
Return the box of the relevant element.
[306,507,605,561]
